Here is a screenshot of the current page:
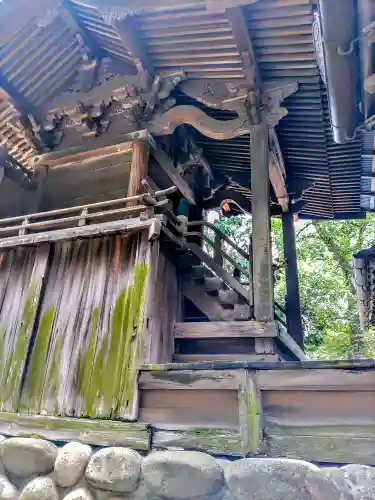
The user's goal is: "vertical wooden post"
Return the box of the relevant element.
[28,165,48,214]
[213,232,223,266]
[282,211,304,349]
[128,139,150,203]
[237,370,263,456]
[251,122,273,321]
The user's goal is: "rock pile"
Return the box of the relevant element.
[0,436,372,499]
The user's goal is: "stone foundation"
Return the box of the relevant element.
[0,437,372,500]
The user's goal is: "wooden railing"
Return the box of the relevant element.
[0,187,176,237]
[186,220,252,305]
[162,218,288,326]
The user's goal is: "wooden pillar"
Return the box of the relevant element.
[28,165,48,214]
[282,211,304,349]
[251,122,273,321]
[127,139,150,202]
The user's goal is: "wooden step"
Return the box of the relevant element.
[174,320,278,339]
[190,265,212,281]
[218,289,239,305]
[203,277,223,292]
[182,279,232,321]
[173,354,280,362]
[233,304,252,320]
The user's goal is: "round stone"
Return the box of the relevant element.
[85,447,142,493]
[62,487,94,500]
[55,442,92,487]
[322,468,353,500]
[0,475,18,500]
[341,464,375,500]
[225,458,342,500]
[1,438,58,477]
[142,450,224,499]
[19,477,59,500]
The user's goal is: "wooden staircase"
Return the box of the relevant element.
[182,263,251,322]
[162,217,307,362]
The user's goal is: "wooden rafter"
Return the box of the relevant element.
[111,15,154,78]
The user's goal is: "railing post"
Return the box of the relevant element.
[213,232,223,266]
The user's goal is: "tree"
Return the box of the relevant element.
[213,212,375,359]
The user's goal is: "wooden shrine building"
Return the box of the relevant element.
[0,0,374,465]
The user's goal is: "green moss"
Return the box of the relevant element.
[77,263,148,419]
[43,334,63,415]
[116,263,148,417]
[76,307,99,406]
[20,307,55,412]
[0,283,40,410]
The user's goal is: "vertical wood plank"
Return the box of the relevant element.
[237,370,263,456]
[0,244,50,412]
[251,122,273,321]
[20,232,153,420]
[127,140,150,203]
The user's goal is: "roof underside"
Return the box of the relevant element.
[0,0,371,220]
[68,0,369,219]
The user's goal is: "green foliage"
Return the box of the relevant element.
[212,212,375,359]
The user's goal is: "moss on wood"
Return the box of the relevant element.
[0,283,40,410]
[20,307,55,412]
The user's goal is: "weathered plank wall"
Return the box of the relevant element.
[0,229,165,419]
[0,245,49,412]
[0,177,33,218]
[41,152,133,210]
[138,363,375,464]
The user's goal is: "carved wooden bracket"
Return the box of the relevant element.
[149,106,251,140]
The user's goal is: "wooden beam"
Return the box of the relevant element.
[226,7,289,212]
[257,368,375,391]
[251,122,273,321]
[278,326,309,362]
[139,369,240,390]
[152,428,243,456]
[0,217,155,249]
[226,6,259,87]
[0,412,148,449]
[269,129,289,212]
[151,143,196,205]
[174,321,277,339]
[127,139,150,202]
[174,354,279,362]
[282,211,304,349]
[266,426,375,466]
